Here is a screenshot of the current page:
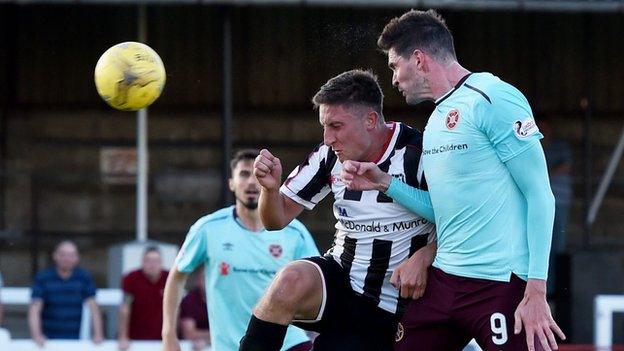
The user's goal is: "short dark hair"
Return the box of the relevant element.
[312,69,384,115]
[378,9,456,62]
[144,245,161,257]
[230,149,260,171]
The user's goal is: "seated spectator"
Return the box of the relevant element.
[28,240,103,347]
[180,269,209,351]
[118,246,169,350]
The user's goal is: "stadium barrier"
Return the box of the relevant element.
[595,295,624,349]
[5,338,198,351]
[0,287,206,350]
[10,287,615,350]
[1,287,122,339]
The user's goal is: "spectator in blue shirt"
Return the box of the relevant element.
[28,240,104,347]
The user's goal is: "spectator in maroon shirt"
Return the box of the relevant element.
[118,246,169,350]
[180,269,209,351]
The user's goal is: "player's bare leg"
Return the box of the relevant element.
[239,261,323,351]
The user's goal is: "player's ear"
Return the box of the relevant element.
[412,49,427,71]
[365,111,378,130]
[228,177,235,192]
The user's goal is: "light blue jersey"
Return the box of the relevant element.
[176,206,319,351]
[423,72,544,282]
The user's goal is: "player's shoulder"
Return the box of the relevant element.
[187,207,234,238]
[394,122,423,150]
[310,142,333,159]
[283,218,311,239]
[464,72,527,105]
[193,207,233,227]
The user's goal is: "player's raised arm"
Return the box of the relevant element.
[342,160,435,223]
[254,149,304,229]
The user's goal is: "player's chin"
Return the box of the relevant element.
[405,93,425,105]
[244,200,259,210]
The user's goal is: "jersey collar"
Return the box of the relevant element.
[373,122,399,164]
[434,73,472,106]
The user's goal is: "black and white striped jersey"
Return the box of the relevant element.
[280,122,435,314]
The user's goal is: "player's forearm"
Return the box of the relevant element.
[259,188,289,229]
[162,267,188,339]
[384,178,435,223]
[417,241,437,267]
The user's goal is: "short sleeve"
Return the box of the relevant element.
[280,144,333,210]
[175,220,209,273]
[293,222,320,259]
[31,272,46,300]
[476,84,543,163]
[121,273,134,296]
[81,270,97,300]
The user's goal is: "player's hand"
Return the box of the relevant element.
[162,335,182,351]
[33,334,47,348]
[341,160,391,192]
[118,337,131,351]
[514,279,566,351]
[389,244,434,300]
[254,149,283,191]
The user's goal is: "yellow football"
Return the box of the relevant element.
[94,42,166,111]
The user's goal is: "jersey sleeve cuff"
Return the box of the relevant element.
[280,184,316,210]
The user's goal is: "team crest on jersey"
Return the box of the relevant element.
[445,109,460,130]
[513,118,539,139]
[219,262,230,276]
[269,244,283,258]
[395,322,404,342]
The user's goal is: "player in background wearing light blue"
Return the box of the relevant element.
[342,9,566,351]
[162,149,318,351]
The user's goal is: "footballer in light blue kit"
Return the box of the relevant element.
[161,149,318,351]
[424,71,545,283]
[341,9,566,351]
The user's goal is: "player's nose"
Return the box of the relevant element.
[392,72,400,88]
[323,129,335,146]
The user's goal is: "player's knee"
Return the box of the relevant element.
[268,264,315,308]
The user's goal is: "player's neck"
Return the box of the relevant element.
[430,61,471,100]
[235,203,264,232]
[365,123,394,163]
